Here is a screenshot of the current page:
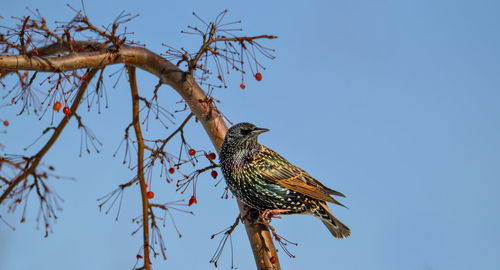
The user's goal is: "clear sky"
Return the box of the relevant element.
[1,0,500,269]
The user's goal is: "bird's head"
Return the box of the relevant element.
[223,122,269,147]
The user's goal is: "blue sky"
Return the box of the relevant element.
[1,0,500,269]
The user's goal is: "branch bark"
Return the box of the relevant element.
[0,44,280,269]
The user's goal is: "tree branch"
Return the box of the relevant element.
[0,43,280,270]
[127,66,151,270]
[0,68,98,205]
[0,41,105,80]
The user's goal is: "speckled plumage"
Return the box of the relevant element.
[220,122,350,238]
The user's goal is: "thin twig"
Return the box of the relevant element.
[157,112,193,153]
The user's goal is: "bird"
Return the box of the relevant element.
[220,122,350,239]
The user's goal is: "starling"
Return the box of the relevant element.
[220,122,350,238]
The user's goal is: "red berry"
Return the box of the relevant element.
[211,170,218,179]
[240,83,245,90]
[188,149,196,156]
[255,72,262,81]
[270,256,277,264]
[136,254,143,259]
[3,120,8,126]
[53,101,62,112]
[144,184,148,188]
[188,195,197,206]
[63,106,71,115]
[168,167,175,174]
[146,191,154,199]
[207,152,216,160]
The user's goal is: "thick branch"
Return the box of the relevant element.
[0,41,105,80]
[0,43,280,270]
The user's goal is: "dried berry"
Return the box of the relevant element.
[207,152,216,160]
[255,72,262,81]
[63,106,71,115]
[53,101,62,112]
[188,195,197,206]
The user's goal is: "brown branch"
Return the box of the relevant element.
[0,68,98,205]
[188,23,217,71]
[0,41,105,80]
[127,66,151,270]
[0,43,280,270]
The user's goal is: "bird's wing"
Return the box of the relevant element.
[256,147,346,206]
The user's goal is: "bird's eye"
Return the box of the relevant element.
[240,128,251,135]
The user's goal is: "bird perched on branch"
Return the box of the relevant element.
[220,122,350,238]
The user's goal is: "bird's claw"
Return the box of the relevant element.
[259,209,290,224]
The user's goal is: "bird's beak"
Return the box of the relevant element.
[252,127,270,135]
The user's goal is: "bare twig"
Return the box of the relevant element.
[210,214,240,268]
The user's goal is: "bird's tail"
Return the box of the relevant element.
[317,202,350,239]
